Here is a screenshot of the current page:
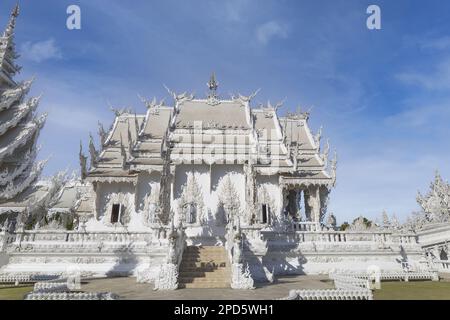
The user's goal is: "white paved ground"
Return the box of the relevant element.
[81,275,333,300]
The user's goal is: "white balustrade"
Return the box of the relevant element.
[284,288,373,300]
[25,292,118,300]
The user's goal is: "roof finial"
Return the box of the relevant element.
[207,72,219,97]
[12,3,20,18]
[4,4,20,37]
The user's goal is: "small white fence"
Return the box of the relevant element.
[332,271,439,283]
[25,292,118,300]
[0,273,61,285]
[283,273,373,300]
[0,271,119,300]
[24,278,119,300]
[285,288,373,300]
[283,270,439,300]
[33,281,69,293]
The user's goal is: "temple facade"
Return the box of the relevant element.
[78,73,337,237]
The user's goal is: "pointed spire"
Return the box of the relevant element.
[127,122,133,154]
[207,72,219,96]
[119,133,127,169]
[3,4,19,38]
[88,133,98,169]
[0,4,22,82]
[79,141,87,180]
[134,113,140,138]
[97,122,107,148]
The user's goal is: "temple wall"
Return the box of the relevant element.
[0,231,170,280]
[210,164,245,219]
[86,182,136,231]
[255,174,281,217]
[245,251,425,281]
[135,171,161,213]
[172,164,245,223]
[242,230,426,282]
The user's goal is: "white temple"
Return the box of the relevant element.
[0,5,448,290]
[80,72,336,234]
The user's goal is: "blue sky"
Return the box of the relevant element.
[3,0,450,223]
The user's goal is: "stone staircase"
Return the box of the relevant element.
[178,246,230,289]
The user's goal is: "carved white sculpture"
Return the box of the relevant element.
[218,176,241,225]
[178,173,204,225]
[143,185,160,225]
[417,171,449,223]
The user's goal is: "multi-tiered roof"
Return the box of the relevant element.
[0,5,47,204]
[85,74,336,188]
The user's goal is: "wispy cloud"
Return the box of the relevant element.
[20,38,62,63]
[420,36,450,51]
[385,101,450,128]
[256,21,288,45]
[396,58,450,90]
[223,0,252,22]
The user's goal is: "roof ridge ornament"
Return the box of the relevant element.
[234,89,261,105]
[163,85,194,104]
[286,105,312,121]
[206,72,220,106]
[138,94,165,112]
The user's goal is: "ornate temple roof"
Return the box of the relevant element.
[85,74,336,187]
[176,100,251,129]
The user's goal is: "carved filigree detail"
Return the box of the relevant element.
[178,173,204,225]
[143,185,161,225]
[218,175,241,225]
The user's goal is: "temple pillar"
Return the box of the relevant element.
[304,188,312,221]
[296,190,302,221]
[287,189,298,219]
[308,186,321,223]
[319,186,330,223]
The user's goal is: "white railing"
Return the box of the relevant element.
[283,273,373,300]
[0,273,61,285]
[284,288,373,300]
[378,271,439,282]
[3,228,174,255]
[292,222,321,232]
[25,292,118,300]
[435,260,450,271]
[254,229,418,245]
[33,281,69,293]
[14,228,170,244]
[331,274,370,289]
[332,270,439,284]
[24,277,119,300]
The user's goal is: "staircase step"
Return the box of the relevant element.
[179,263,228,267]
[179,278,231,284]
[179,272,230,278]
[179,245,230,289]
[180,283,231,289]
